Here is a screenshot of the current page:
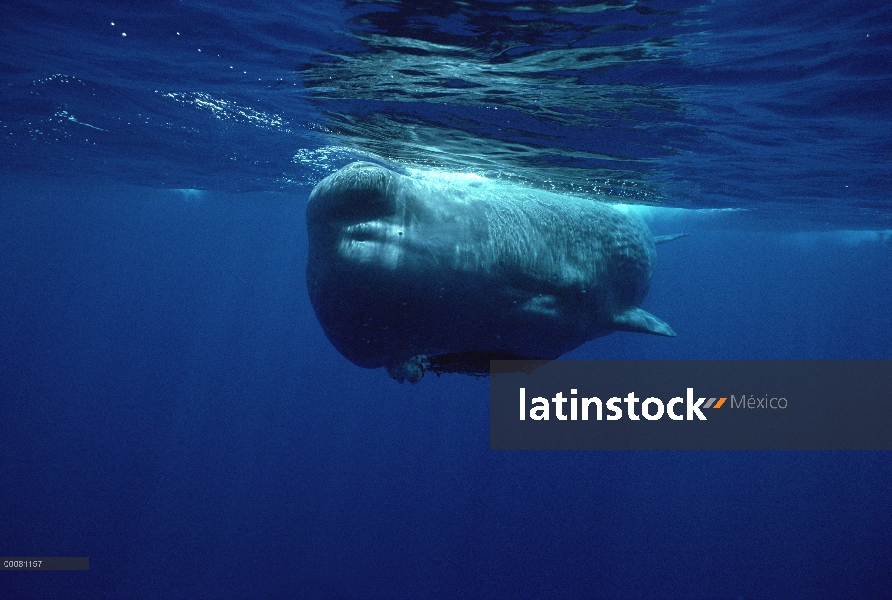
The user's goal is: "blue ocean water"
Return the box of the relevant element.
[1,0,891,598]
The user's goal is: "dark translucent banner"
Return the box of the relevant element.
[490,361,892,450]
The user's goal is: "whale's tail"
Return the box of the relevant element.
[653,233,687,245]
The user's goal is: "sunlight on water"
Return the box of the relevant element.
[0,0,888,225]
[297,1,701,201]
[159,92,289,131]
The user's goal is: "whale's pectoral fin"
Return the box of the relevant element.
[613,307,676,337]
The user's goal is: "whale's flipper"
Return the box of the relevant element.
[653,233,687,245]
[613,307,676,337]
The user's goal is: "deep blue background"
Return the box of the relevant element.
[1,0,892,597]
[1,177,890,599]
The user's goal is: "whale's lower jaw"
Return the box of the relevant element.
[307,263,600,372]
[308,258,672,375]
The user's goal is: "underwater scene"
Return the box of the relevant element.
[1,0,891,598]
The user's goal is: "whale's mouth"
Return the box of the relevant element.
[341,221,392,242]
[335,219,406,269]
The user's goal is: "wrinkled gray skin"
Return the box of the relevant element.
[307,162,676,382]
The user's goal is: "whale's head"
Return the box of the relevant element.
[306,161,469,369]
[307,161,480,276]
[306,162,403,269]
